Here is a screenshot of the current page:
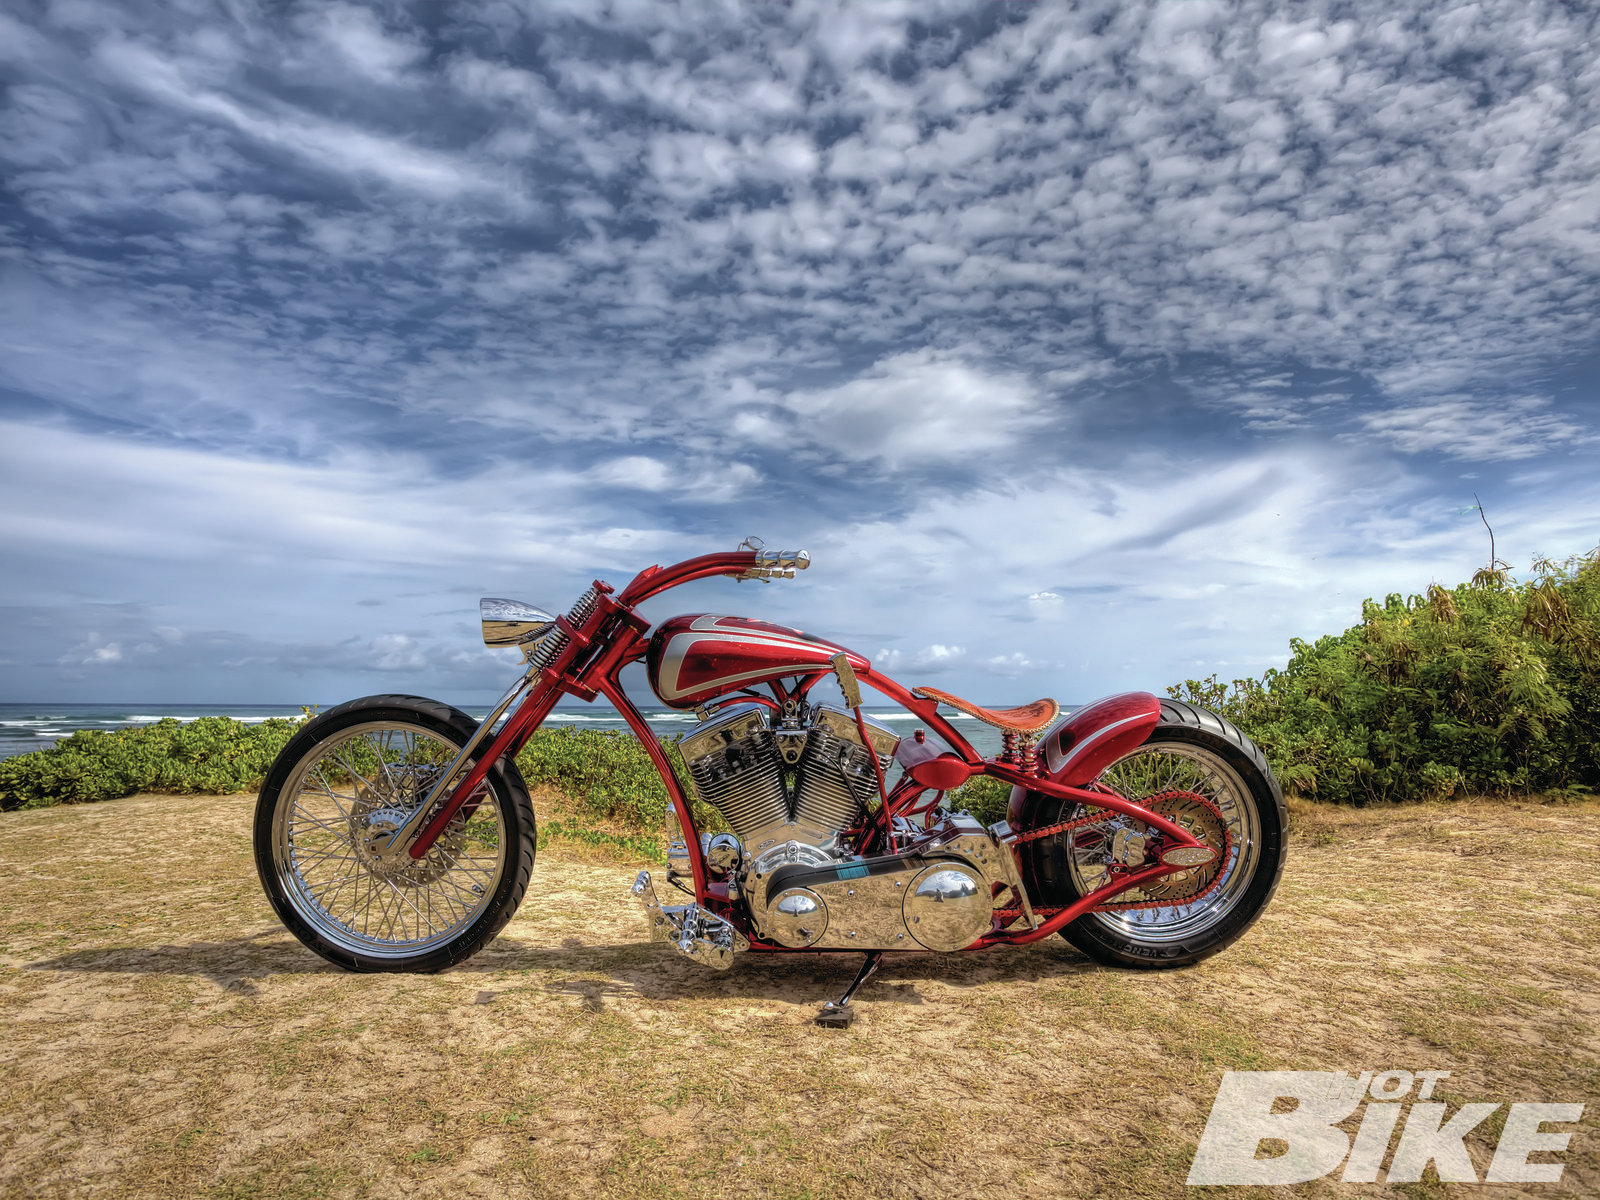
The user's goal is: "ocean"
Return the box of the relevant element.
[0,701,1013,761]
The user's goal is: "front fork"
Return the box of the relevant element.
[368,668,564,863]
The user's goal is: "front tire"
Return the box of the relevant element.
[1017,699,1286,969]
[254,694,536,973]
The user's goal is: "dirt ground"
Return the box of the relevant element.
[0,791,1596,1199]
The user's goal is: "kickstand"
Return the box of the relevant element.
[814,952,884,1028]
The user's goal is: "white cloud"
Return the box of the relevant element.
[1358,396,1593,461]
[874,644,967,674]
[0,420,690,577]
[588,455,674,491]
[365,633,428,671]
[88,37,509,201]
[3,1,1600,704]
[304,5,426,83]
[765,350,1045,466]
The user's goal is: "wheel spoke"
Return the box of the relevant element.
[270,717,513,959]
[1073,742,1262,943]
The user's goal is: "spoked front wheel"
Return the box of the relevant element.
[1016,699,1286,968]
[253,694,536,972]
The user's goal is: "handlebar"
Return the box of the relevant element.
[751,548,810,570]
[739,548,809,580]
[616,542,811,606]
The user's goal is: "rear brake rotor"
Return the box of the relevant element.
[1121,790,1228,905]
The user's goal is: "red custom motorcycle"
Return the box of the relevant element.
[255,541,1286,1024]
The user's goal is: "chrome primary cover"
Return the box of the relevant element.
[767,888,828,947]
[749,814,1009,952]
[902,863,989,951]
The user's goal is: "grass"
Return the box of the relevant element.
[0,791,1597,1197]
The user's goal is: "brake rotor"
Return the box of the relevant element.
[1115,789,1230,906]
[347,773,465,887]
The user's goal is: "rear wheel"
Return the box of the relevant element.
[253,694,536,973]
[1016,699,1286,968]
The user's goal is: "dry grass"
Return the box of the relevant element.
[0,792,1596,1199]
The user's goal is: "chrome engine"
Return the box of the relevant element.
[678,701,898,870]
[755,812,1019,951]
[643,701,1031,960]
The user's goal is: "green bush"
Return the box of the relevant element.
[947,774,1011,826]
[512,727,723,832]
[1169,550,1600,804]
[0,716,722,833]
[0,716,303,811]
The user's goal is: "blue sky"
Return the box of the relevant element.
[1,0,1598,707]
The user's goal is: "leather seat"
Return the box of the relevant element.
[911,687,1059,734]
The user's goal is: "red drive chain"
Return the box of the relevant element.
[995,789,1234,920]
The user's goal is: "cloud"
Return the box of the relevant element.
[588,455,674,491]
[302,5,427,83]
[874,644,967,674]
[2,1,1599,704]
[1357,396,1592,461]
[0,420,695,577]
[765,350,1046,467]
[59,634,123,667]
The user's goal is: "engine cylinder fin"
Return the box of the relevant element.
[679,700,899,868]
[794,724,872,832]
[687,745,787,839]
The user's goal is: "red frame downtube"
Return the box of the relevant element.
[593,670,711,898]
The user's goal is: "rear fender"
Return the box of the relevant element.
[1006,691,1161,825]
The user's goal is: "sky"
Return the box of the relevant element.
[1,0,1598,709]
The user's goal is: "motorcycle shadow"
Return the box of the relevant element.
[485,936,1102,1008]
[26,932,1098,1007]
[24,928,337,995]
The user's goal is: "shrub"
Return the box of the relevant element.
[947,774,1011,826]
[512,727,723,832]
[0,716,724,833]
[0,717,302,811]
[1169,549,1600,804]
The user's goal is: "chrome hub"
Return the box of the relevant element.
[350,806,461,887]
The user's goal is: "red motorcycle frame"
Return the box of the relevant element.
[397,545,1213,951]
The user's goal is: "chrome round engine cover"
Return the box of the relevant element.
[703,833,743,877]
[902,863,989,951]
[767,887,828,947]
[750,839,836,877]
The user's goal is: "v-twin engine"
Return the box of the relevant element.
[678,701,898,867]
[668,702,1028,957]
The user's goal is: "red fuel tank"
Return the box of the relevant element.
[647,614,870,708]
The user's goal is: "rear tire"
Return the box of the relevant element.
[254,694,536,973]
[1016,699,1286,969]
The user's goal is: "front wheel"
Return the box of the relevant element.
[254,694,536,973]
[1016,699,1286,968]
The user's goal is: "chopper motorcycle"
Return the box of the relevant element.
[255,541,1286,1025]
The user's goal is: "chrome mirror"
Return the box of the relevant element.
[480,597,558,647]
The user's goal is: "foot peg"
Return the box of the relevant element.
[630,871,748,971]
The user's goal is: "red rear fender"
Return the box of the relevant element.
[1006,691,1161,824]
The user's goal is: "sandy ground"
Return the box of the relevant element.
[0,792,1596,1199]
